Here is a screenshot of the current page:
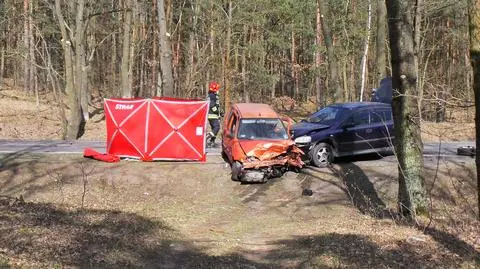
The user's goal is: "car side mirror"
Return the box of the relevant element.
[225,131,234,138]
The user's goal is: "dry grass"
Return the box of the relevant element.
[0,153,478,268]
[0,82,478,268]
[422,121,475,142]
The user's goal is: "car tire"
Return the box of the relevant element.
[231,161,243,181]
[309,142,334,168]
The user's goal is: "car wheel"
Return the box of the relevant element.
[309,142,333,168]
[231,161,243,181]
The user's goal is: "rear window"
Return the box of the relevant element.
[238,118,289,140]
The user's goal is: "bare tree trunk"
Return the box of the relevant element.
[185,0,198,95]
[343,61,349,101]
[468,0,480,220]
[270,55,275,98]
[121,0,132,98]
[110,34,117,96]
[291,31,296,98]
[157,0,174,97]
[28,0,36,98]
[242,25,248,102]
[23,0,30,92]
[350,55,356,101]
[318,0,342,102]
[315,1,324,107]
[0,48,4,85]
[75,0,89,121]
[360,0,372,101]
[130,0,138,96]
[414,0,424,120]
[387,0,428,218]
[223,0,232,113]
[55,0,81,140]
[376,0,387,85]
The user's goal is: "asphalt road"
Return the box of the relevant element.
[0,139,475,162]
[0,139,222,155]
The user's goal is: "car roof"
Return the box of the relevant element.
[329,102,391,109]
[234,103,279,118]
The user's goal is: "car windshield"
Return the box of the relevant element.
[305,106,345,125]
[238,118,289,140]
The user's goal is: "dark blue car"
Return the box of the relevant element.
[291,102,394,167]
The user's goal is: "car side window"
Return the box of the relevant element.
[229,113,238,136]
[371,109,392,123]
[352,111,370,126]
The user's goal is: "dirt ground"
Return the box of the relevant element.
[0,82,479,268]
[0,153,478,268]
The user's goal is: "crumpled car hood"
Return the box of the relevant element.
[291,122,330,137]
[239,140,304,169]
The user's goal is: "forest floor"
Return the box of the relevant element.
[0,81,479,268]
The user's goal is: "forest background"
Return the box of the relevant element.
[0,0,475,140]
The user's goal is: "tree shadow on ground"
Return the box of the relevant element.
[0,196,268,269]
[331,162,479,262]
[329,162,479,265]
[0,151,108,201]
[2,196,477,269]
[327,162,393,219]
[422,226,480,264]
[263,232,474,269]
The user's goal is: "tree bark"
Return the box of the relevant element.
[375,0,387,85]
[318,0,342,103]
[360,0,372,101]
[468,0,480,220]
[121,0,132,98]
[291,31,297,98]
[157,0,174,97]
[414,0,424,120]
[223,0,233,113]
[315,1,324,108]
[242,25,248,102]
[0,48,4,86]
[28,0,36,98]
[75,0,89,121]
[185,0,199,96]
[386,0,428,218]
[54,0,81,140]
[23,0,29,92]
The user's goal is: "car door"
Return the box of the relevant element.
[369,108,394,149]
[222,111,238,162]
[336,109,372,155]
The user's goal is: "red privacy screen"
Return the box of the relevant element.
[104,98,209,161]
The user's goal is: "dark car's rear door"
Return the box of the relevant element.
[369,108,394,149]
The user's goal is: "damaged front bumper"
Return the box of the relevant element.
[233,143,304,183]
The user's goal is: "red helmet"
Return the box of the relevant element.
[209,81,220,92]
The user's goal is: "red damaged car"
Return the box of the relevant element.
[221,103,304,183]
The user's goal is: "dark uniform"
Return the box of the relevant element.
[208,91,221,145]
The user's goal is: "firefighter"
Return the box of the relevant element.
[207,81,221,147]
